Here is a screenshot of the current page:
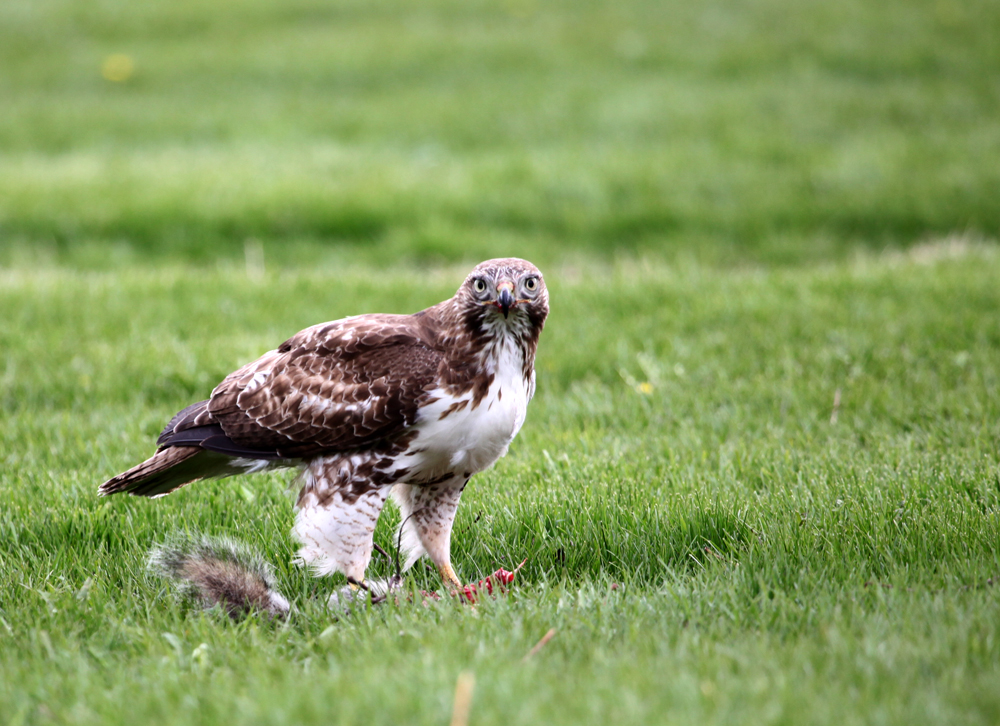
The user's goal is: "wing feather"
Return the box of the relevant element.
[205,316,442,459]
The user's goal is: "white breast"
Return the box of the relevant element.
[403,339,530,481]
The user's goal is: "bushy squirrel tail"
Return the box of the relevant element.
[149,535,291,620]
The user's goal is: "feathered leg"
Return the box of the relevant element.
[391,476,468,591]
[292,455,394,585]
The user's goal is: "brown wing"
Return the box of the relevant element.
[167,315,444,460]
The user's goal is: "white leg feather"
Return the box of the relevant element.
[293,457,394,582]
[293,486,392,581]
[391,478,466,576]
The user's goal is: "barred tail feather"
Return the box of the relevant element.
[148,535,290,620]
[99,447,240,498]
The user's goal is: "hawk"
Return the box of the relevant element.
[100,258,548,596]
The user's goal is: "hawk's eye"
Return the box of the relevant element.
[523,276,538,292]
[473,278,488,294]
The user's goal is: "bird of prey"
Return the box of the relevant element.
[100,258,548,596]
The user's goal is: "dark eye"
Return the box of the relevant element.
[524,277,538,292]
[473,278,488,293]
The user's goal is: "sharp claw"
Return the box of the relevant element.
[347,576,369,592]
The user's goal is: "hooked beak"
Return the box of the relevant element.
[497,282,515,318]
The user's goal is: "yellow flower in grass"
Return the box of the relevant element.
[102,54,134,83]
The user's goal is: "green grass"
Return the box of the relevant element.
[2,0,1000,267]
[2,248,1000,724]
[3,0,1000,722]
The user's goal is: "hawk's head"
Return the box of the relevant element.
[456,258,549,338]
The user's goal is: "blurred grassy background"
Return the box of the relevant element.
[2,0,998,268]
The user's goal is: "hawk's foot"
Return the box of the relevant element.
[330,575,403,613]
[438,562,463,595]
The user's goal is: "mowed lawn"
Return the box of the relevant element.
[2,0,1000,723]
[1,0,999,266]
[2,252,1000,725]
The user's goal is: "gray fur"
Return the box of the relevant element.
[148,535,290,619]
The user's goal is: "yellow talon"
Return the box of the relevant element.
[438,563,462,593]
